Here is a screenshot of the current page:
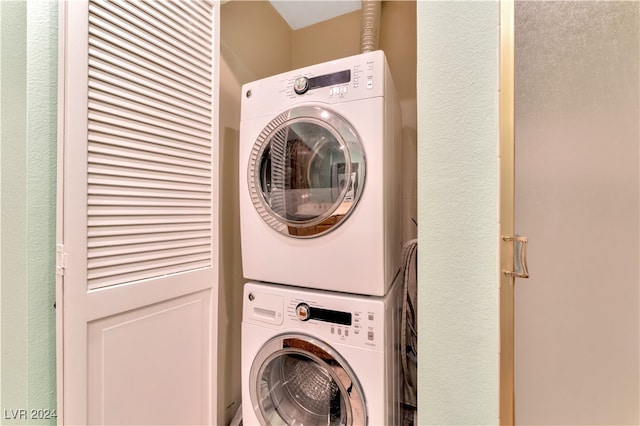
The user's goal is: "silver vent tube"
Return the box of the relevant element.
[360,0,381,53]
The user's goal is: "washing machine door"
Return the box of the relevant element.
[249,334,367,426]
[248,105,365,238]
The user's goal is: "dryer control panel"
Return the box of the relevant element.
[292,70,351,95]
[240,50,392,120]
[285,59,378,101]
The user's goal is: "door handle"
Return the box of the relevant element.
[503,236,529,279]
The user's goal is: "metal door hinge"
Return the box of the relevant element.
[503,236,529,279]
[56,243,66,276]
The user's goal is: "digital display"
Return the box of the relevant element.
[310,306,352,326]
[308,70,351,90]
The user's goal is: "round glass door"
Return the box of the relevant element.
[248,106,366,238]
[249,335,366,426]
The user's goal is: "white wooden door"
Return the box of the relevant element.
[56,1,220,424]
[514,2,639,424]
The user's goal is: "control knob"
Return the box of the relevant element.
[295,303,311,321]
[293,76,310,95]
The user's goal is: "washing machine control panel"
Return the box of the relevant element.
[243,283,389,350]
[287,298,384,349]
[294,302,351,324]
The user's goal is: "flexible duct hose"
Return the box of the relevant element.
[360,0,381,53]
[400,238,418,409]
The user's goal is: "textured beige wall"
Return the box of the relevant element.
[291,10,361,70]
[219,2,293,424]
[379,1,417,240]
[379,1,417,108]
[221,0,292,83]
[216,56,245,425]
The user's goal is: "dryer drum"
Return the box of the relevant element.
[248,106,366,239]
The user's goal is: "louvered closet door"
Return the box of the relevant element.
[56,1,219,425]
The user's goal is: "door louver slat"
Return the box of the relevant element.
[97,0,212,62]
[88,98,212,140]
[89,215,210,228]
[88,137,211,166]
[88,6,212,86]
[89,231,211,248]
[88,165,210,186]
[87,0,214,290]
[88,33,210,96]
[146,1,212,47]
[88,244,211,269]
[87,26,211,93]
[87,258,212,289]
[88,113,211,149]
[89,80,211,128]
[89,68,211,121]
[141,0,212,38]
[89,55,208,109]
[89,225,209,238]
[88,175,211,193]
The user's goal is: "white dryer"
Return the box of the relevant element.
[239,50,402,296]
[241,280,402,425]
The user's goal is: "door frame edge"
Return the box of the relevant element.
[499,0,516,424]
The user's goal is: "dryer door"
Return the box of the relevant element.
[248,105,365,238]
[249,334,366,426]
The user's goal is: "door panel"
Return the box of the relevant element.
[57,1,220,424]
[87,290,211,425]
[514,2,639,424]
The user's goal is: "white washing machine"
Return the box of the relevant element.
[241,279,402,426]
[239,50,402,296]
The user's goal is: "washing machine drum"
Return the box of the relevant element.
[249,334,366,425]
[248,105,366,238]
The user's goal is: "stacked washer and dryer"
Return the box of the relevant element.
[239,50,405,425]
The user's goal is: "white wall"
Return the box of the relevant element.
[0,1,58,423]
[417,3,500,424]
